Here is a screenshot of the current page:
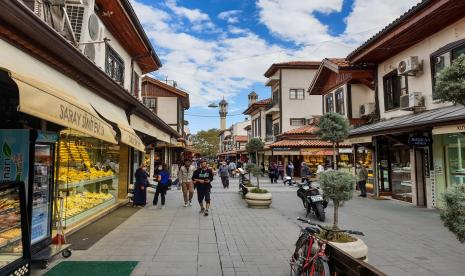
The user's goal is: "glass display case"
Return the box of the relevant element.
[390,146,412,202]
[57,129,120,228]
[0,182,30,275]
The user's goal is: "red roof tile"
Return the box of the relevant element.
[283,125,318,135]
[270,140,351,148]
[235,135,248,142]
[326,58,350,68]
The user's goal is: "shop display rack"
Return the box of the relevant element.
[58,175,117,189]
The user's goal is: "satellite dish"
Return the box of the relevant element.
[88,13,100,41]
[84,44,95,61]
[208,103,218,108]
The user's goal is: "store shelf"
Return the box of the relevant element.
[0,224,20,235]
[0,208,16,216]
[64,197,116,226]
[58,175,116,189]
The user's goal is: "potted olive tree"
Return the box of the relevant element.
[319,170,368,260]
[244,163,272,208]
[316,112,349,170]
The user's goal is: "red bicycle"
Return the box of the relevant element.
[290,217,364,276]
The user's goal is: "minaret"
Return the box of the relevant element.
[219,98,228,130]
[248,91,258,106]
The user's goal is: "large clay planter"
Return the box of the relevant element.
[245,192,272,208]
[329,238,368,261]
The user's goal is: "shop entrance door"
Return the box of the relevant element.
[377,143,392,195]
[414,149,427,207]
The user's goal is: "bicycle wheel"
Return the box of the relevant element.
[290,240,308,276]
[309,257,329,276]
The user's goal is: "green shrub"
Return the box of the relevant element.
[440,183,465,243]
[320,170,355,229]
[250,188,268,193]
[434,55,465,106]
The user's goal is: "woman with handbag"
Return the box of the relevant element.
[134,164,149,206]
[153,163,171,209]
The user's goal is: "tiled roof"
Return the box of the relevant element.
[347,0,431,60]
[326,58,350,68]
[264,61,321,77]
[270,140,351,148]
[235,135,248,142]
[283,125,318,135]
[243,98,272,114]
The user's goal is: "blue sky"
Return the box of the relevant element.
[132,0,421,133]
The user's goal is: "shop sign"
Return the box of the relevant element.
[408,135,432,147]
[432,124,465,135]
[301,148,335,156]
[272,147,292,151]
[272,150,300,156]
[424,149,430,178]
[338,148,353,154]
[344,136,372,144]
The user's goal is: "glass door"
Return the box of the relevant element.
[378,143,392,194]
[31,144,53,247]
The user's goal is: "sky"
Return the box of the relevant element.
[131,0,422,133]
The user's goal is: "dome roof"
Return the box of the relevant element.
[219,98,228,105]
[248,91,258,97]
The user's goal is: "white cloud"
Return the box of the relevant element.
[218,10,241,24]
[132,0,423,110]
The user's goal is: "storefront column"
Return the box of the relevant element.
[118,144,130,200]
[372,137,379,197]
[150,147,155,178]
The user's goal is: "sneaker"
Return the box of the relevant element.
[204,210,209,216]
[153,205,158,209]
[161,205,165,209]
[189,201,192,206]
[199,208,205,214]
[184,203,188,207]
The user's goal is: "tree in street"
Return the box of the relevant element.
[434,54,465,106]
[191,128,220,158]
[319,170,355,230]
[246,163,262,189]
[246,138,264,166]
[316,112,349,170]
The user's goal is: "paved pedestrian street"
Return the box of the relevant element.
[38,177,465,276]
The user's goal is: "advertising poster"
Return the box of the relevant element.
[0,129,30,183]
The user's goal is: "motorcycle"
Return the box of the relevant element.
[237,168,250,194]
[297,180,327,222]
[283,176,297,186]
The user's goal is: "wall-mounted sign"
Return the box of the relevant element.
[432,124,465,135]
[408,135,432,147]
[338,148,353,154]
[272,147,292,151]
[344,136,372,144]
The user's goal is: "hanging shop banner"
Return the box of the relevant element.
[271,150,300,156]
[408,135,432,147]
[0,129,30,182]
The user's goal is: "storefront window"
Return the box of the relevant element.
[57,129,120,227]
[390,145,412,202]
[445,133,465,186]
[338,148,353,174]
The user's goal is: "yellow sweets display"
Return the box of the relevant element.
[63,192,114,218]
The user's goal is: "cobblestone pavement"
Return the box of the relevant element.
[35,176,465,276]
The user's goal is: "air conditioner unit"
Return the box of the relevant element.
[397,56,422,76]
[65,0,103,61]
[400,92,425,111]
[359,103,376,116]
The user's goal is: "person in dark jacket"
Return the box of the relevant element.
[192,159,214,216]
[134,164,149,206]
[268,162,278,183]
[300,162,310,183]
[153,164,170,209]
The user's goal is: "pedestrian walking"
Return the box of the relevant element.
[179,159,195,207]
[153,164,170,209]
[357,163,368,197]
[300,162,310,183]
[133,164,149,206]
[260,161,265,177]
[218,162,229,189]
[277,161,285,180]
[192,159,214,216]
[268,162,278,183]
[228,161,236,178]
[286,161,294,177]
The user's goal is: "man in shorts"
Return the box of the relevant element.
[192,159,214,216]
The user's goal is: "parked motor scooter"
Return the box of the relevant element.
[237,168,249,194]
[296,179,327,222]
[283,176,297,186]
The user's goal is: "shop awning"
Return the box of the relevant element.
[349,105,465,137]
[8,73,118,144]
[82,90,145,152]
[0,40,117,143]
[130,114,171,143]
[301,148,336,156]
